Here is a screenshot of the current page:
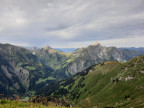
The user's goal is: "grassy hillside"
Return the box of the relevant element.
[0,99,68,108]
[37,55,144,107]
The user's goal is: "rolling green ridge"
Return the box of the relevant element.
[37,55,144,107]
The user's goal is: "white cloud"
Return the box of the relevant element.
[51,36,144,48]
[0,27,4,32]
[0,39,31,47]
[99,36,144,48]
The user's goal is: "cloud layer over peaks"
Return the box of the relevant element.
[0,0,144,48]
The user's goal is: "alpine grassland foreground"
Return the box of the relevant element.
[0,98,69,108]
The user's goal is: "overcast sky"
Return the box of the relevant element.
[0,0,144,48]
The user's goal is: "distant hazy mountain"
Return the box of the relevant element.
[54,48,76,53]
[26,47,40,52]
[120,47,144,53]
[37,54,144,107]
[27,47,76,53]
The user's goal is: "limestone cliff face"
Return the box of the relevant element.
[67,59,93,75]
[10,62,30,89]
[0,63,29,91]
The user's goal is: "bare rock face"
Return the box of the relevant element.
[1,65,12,79]
[0,63,27,93]
[10,62,29,89]
[93,42,100,46]
[67,60,87,75]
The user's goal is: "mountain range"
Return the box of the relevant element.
[0,43,143,99]
[120,47,144,53]
[54,48,76,53]
[30,42,142,76]
[50,47,144,53]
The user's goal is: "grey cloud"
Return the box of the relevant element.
[0,0,144,47]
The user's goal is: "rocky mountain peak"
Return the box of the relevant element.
[42,45,59,53]
[43,45,52,50]
[92,42,100,46]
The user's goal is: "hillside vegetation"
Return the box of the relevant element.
[37,55,144,107]
[0,99,68,108]
[0,43,143,105]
